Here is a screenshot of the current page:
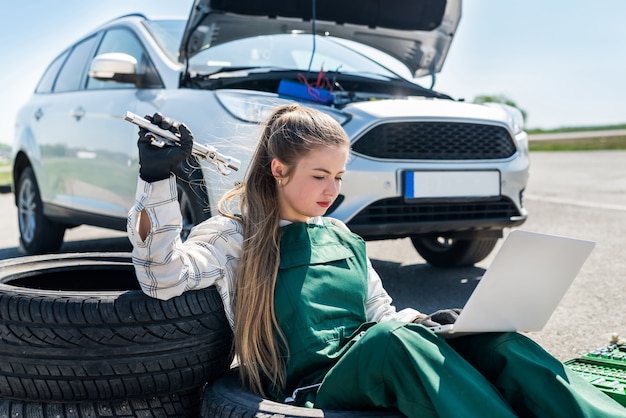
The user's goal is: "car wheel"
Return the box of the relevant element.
[201,369,404,418]
[16,166,66,254]
[175,160,211,241]
[411,236,498,267]
[0,252,233,402]
[0,387,202,418]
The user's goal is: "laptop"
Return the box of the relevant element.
[431,230,595,337]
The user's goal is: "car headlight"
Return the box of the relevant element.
[216,89,350,125]
[507,107,525,135]
[484,102,525,135]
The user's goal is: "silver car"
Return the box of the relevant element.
[11,0,528,266]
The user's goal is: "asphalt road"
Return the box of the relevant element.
[1,150,625,361]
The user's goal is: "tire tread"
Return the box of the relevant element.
[0,254,233,402]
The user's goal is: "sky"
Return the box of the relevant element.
[1,1,625,146]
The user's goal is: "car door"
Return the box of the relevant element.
[67,27,165,221]
[28,34,100,209]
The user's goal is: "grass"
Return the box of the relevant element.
[527,123,626,151]
[0,162,10,188]
[529,134,626,152]
[527,123,626,135]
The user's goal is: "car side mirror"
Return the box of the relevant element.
[89,52,141,86]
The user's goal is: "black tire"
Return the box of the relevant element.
[0,387,203,417]
[0,253,233,402]
[201,369,404,418]
[16,166,66,254]
[411,236,499,267]
[174,159,211,241]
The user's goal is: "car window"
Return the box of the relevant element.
[87,28,162,90]
[35,49,70,94]
[53,35,99,93]
[142,19,184,62]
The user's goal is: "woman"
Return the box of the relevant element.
[128,105,625,417]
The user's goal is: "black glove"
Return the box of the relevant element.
[137,112,194,182]
[413,309,462,327]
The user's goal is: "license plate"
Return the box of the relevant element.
[404,171,500,199]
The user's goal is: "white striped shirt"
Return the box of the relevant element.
[128,175,421,329]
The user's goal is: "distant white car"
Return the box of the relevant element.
[11,0,528,266]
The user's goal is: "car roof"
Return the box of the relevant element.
[179,0,461,78]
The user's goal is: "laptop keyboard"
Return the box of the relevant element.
[565,343,626,407]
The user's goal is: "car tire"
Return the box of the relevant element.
[174,159,211,241]
[0,387,203,417]
[201,369,404,418]
[16,166,66,254]
[411,236,498,267]
[0,252,233,403]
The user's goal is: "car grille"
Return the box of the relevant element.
[351,122,517,160]
[347,197,521,226]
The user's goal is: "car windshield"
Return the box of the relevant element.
[143,19,412,81]
[191,34,408,79]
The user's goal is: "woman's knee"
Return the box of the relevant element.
[361,321,435,345]
[357,321,447,366]
[450,332,529,354]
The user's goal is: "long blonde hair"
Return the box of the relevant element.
[218,104,350,396]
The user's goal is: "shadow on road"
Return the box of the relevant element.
[0,237,132,260]
[370,258,485,313]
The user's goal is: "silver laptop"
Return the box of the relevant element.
[431,230,595,337]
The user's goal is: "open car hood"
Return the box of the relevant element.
[179,0,461,78]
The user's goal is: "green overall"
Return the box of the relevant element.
[272,221,626,418]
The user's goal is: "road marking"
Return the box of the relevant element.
[525,194,626,212]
